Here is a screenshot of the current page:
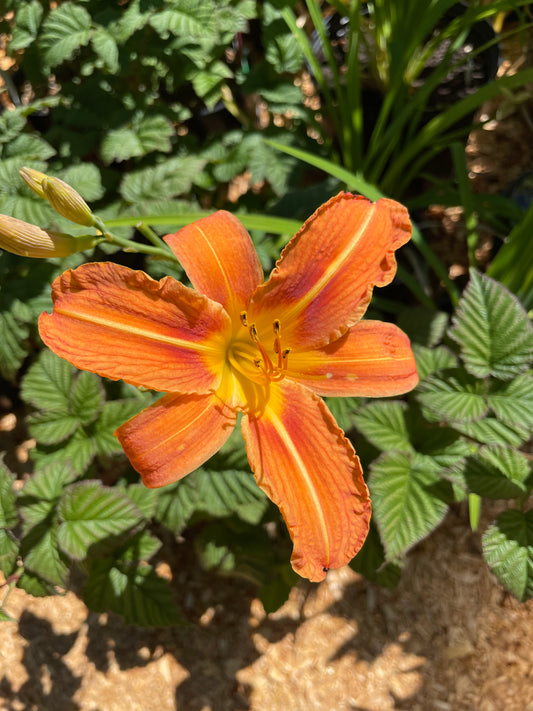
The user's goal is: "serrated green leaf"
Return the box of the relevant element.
[31,428,98,476]
[450,270,533,381]
[57,481,143,559]
[0,306,30,381]
[0,530,18,577]
[101,128,144,164]
[487,374,533,428]
[482,509,533,601]
[118,530,162,563]
[416,368,487,422]
[92,398,150,456]
[60,163,104,202]
[0,461,16,529]
[83,558,182,626]
[462,445,532,499]
[5,134,56,162]
[452,416,530,448]
[122,483,159,520]
[120,155,206,204]
[21,350,72,412]
[194,468,268,524]
[39,2,92,67]
[16,570,55,596]
[136,115,174,154]
[155,479,198,533]
[8,0,43,50]
[19,463,75,529]
[70,371,104,426]
[0,109,26,144]
[22,524,70,587]
[91,26,119,73]
[27,411,80,445]
[149,0,216,40]
[370,451,449,559]
[412,344,458,380]
[353,401,411,452]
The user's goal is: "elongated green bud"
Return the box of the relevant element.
[19,167,96,227]
[0,214,98,258]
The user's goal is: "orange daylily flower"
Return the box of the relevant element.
[39,193,418,582]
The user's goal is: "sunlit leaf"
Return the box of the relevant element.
[483,509,533,602]
[462,445,532,500]
[57,481,143,559]
[353,401,411,452]
[370,451,450,559]
[487,374,533,428]
[412,344,458,381]
[39,2,92,66]
[450,270,533,381]
[416,368,487,422]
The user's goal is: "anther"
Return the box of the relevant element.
[273,320,280,335]
[240,311,248,327]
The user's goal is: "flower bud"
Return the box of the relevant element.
[0,214,98,258]
[19,167,96,227]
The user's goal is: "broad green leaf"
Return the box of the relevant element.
[21,350,72,412]
[101,128,144,164]
[0,110,26,144]
[482,509,533,601]
[462,445,532,499]
[31,428,98,476]
[155,479,198,534]
[22,525,70,587]
[149,0,216,39]
[0,304,31,381]
[416,368,487,422]
[69,371,104,426]
[0,461,16,529]
[117,530,161,563]
[60,163,104,202]
[122,483,159,521]
[19,463,75,529]
[412,344,458,381]
[8,0,43,50]
[0,530,18,577]
[5,134,56,162]
[487,374,533,428]
[453,416,530,448]
[27,411,80,445]
[83,558,183,626]
[353,401,411,452]
[57,481,143,559]
[194,468,268,525]
[450,270,533,381]
[136,115,174,155]
[120,156,206,204]
[16,571,55,597]
[92,399,150,456]
[39,2,92,66]
[370,451,449,560]
[91,26,119,73]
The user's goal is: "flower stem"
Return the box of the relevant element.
[93,216,178,261]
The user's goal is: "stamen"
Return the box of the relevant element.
[240,318,291,382]
[240,311,248,327]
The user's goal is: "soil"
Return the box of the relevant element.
[2,19,533,711]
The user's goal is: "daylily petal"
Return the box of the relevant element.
[248,193,411,349]
[165,211,263,320]
[241,378,370,582]
[288,320,419,397]
[39,262,230,393]
[116,392,237,488]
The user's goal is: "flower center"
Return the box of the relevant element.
[227,312,291,384]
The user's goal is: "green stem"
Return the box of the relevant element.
[135,220,173,252]
[93,216,178,261]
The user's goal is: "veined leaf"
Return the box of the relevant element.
[117,530,162,563]
[70,371,104,426]
[483,509,533,602]
[39,2,92,67]
[0,460,16,529]
[0,304,31,382]
[370,451,450,560]
[487,374,533,428]
[194,468,268,525]
[453,416,530,448]
[324,396,362,433]
[9,0,43,50]
[5,134,56,162]
[0,530,18,577]
[155,479,198,534]
[83,558,183,626]
[92,398,150,456]
[463,445,532,499]
[31,429,98,476]
[21,350,72,412]
[60,163,104,202]
[19,463,75,530]
[122,483,159,521]
[416,368,487,422]
[120,156,206,204]
[27,411,80,445]
[57,481,143,559]
[16,571,55,597]
[412,344,458,380]
[22,524,70,587]
[353,401,411,452]
[91,26,119,73]
[149,0,216,40]
[450,270,533,381]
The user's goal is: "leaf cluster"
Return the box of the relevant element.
[349,271,533,601]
